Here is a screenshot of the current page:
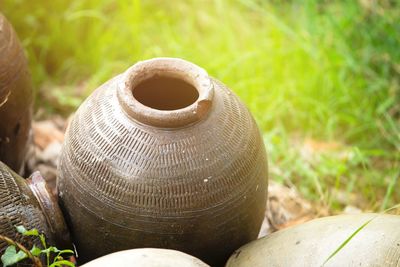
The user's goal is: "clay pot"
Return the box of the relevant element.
[81,248,210,267]
[0,161,70,254]
[0,13,33,174]
[58,58,268,266]
[226,213,400,267]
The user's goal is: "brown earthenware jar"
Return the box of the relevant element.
[0,161,70,255]
[0,13,33,174]
[58,58,268,266]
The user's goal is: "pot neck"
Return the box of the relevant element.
[27,172,71,247]
[117,58,214,128]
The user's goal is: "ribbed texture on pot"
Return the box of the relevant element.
[0,161,51,255]
[0,13,33,173]
[58,59,268,266]
[226,213,400,267]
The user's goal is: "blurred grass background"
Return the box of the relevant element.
[1,0,399,212]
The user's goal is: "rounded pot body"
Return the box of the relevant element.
[226,213,400,267]
[0,13,33,174]
[81,248,210,267]
[58,58,268,266]
[0,161,70,255]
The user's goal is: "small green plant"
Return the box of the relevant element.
[0,226,75,267]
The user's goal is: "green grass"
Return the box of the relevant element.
[322,215,376,266]
[1,0,399,212]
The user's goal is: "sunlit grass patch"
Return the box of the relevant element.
[1,0,398,211]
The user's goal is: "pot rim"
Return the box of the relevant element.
[117,57,214,128]
[27,171,71,248]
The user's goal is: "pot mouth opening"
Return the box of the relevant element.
[132,75,199,111]
[118,58,214,128]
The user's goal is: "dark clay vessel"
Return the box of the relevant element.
[58,58,268,266]
[0,161,70,255]
[226,213,400,267]
[0,13,33,174]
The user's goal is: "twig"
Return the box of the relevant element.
[0,234,43,267]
